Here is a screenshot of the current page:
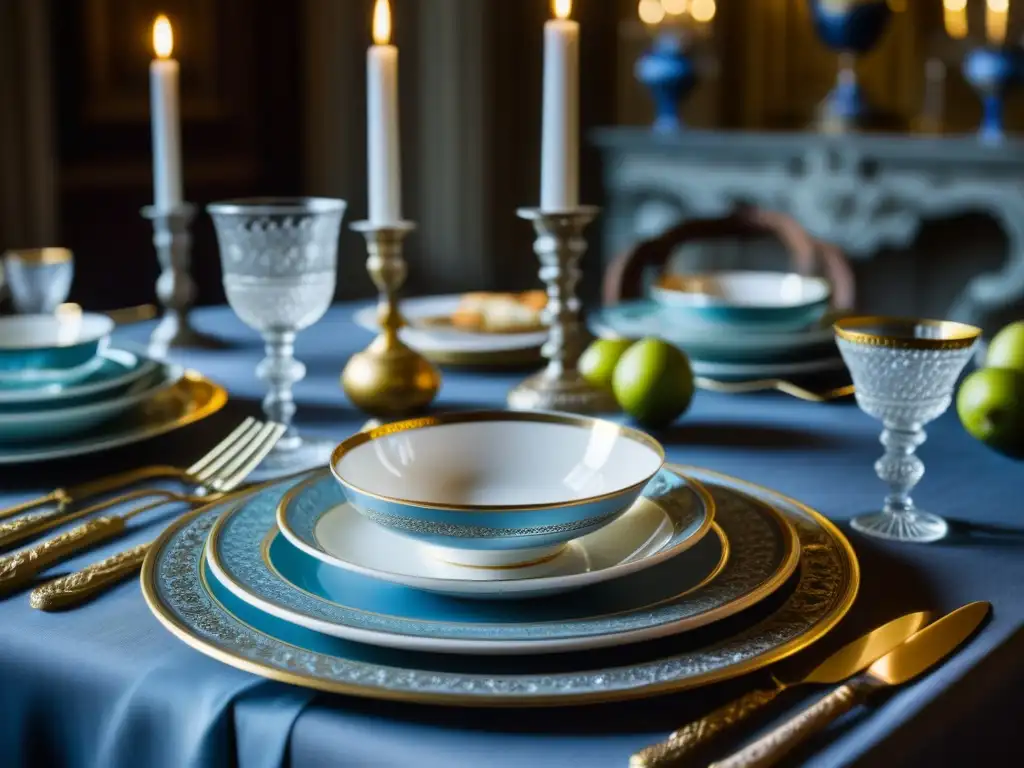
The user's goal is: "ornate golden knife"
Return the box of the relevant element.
[30,543,152,611]
[630,610,930,767]
[709,601,990,768]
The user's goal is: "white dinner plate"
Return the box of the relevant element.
[276,467,715,599]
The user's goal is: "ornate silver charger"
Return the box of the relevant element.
[142,464,858,707]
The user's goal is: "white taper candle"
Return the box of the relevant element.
[541,0,580,212]
[150,15,183,211]
[367,0,402,224]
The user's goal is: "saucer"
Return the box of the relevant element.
[277,467,715,599]
[0,347,160,408]
[205,476,800,655]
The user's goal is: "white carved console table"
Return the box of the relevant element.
[592,128,1024,333]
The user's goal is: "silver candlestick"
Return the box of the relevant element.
[141,203,221,355]
[507,206,618,414]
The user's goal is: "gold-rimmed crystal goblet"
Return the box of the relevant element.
[208,197,347,479]
[835,316,982,543]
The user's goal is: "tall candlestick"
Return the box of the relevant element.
[367,0,402,224]
[150,15,183,211]
[541,0,580,212]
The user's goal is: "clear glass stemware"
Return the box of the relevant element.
[835,316,982,543]
[207,197,347,478]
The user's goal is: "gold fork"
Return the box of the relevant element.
[0,420,285,597]
[696,377,855,403]
[0,418,271,548]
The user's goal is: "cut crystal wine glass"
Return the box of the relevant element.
[835,316,981,543]
[208,197,347,478]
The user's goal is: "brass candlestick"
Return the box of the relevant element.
[141,203,223,356]
[341,221,441,417]
[507,207,618,414]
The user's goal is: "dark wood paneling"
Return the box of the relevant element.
[53,0,301,310]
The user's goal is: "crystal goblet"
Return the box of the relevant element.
[208,197,347,478]
[835,316,982,543]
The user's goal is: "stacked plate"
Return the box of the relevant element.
[0,312,225,464]
[591,271,845,382]
[144,411,859,706]
[354,295,546,367]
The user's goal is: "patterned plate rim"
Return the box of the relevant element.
[140,464,859,706]
[275,467,717,594]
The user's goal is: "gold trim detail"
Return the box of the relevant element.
[834,316,981,351]
[329,410,666,513]
[436,545,569,571]
[138,463,856,707]
[2,247,73,265]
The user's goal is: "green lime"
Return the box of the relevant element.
[579,338,634,389]
[957,367,1024,459]
[986,321,1024,372]
[612,337,694,428]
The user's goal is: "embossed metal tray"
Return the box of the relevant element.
[142,464,858,707]
[0,372,227,464]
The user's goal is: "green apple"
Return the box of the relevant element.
[612,337,694,428]
[986,321,1024,371]
[579,338,634,389]
[957,367,1024,459]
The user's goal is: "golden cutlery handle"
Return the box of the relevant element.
[0,490,66,522]
[0,516,127,596]
[0,508,80,549]
[629,688,782,767]
[709,682,867,768]
[30,542,151,611]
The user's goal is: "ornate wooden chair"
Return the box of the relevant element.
[602,207,855,310]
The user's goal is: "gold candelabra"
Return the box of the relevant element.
[341,221,441,417]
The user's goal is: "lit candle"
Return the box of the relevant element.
[987,0,1009,46]
[367,0,402,224]
[150,15,183,211]
[943,0,968,40]
[541,0,579,212]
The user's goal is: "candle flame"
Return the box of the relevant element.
[152,15,173,59]
[638,0,666,25]
[553,0,572,20]
[690,0,716,23]
[373,0,392,45]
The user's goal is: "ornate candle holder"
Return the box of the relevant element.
[507,207,617,415]
[341,221,441,417]
[141,203,221,355]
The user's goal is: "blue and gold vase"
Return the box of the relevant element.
[635,33,697,133]
[807,0,892,130]
[963,46,1023,144]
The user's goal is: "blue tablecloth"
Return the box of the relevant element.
[1,305,1022,768]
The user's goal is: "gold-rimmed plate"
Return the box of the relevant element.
[0,372,227,464]
[142,465,858,704]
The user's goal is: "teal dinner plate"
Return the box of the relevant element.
[0,346,160,409]
[0,361,182,444]
[143,464,858,706]
[591,300,837,364]
[205,470,800,655]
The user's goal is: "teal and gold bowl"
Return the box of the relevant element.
[330,411,666,568]
[0,310,113,387]
[652,270,832,332]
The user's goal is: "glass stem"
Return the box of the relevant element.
[875,424,926,517]
[257,329,305,450]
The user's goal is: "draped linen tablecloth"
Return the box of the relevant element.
[1,304,1022,768]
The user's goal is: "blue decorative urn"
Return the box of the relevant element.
[963,46,1023,143]
[807,0,892,130]
[635,33,697,133]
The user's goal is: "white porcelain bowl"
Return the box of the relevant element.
[0,311,113,386]
[651,270,832,332]
[330,411,665,568]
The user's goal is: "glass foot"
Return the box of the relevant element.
[246,434,336,482]
[851,509,949,544]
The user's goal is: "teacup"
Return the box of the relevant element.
[0,309,113,387]
[2,248,74,315]
[330,411,665,568]
[651,270,832,332]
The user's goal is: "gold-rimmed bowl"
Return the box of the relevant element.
[834,315,981,543]
[329,410,666,568]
